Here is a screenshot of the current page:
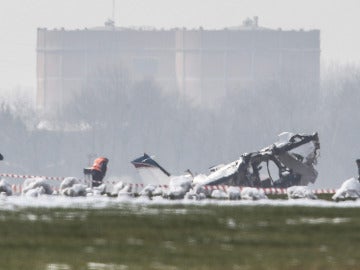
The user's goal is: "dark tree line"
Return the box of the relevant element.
[1,65,359,187]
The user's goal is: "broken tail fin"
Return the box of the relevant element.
[131,153,171,186]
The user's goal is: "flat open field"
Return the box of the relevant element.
[0,202,360,270]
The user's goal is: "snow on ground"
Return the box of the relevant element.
[60,177,87,196]
[0,193,360,211]
[332,177,360,200]
[0,174,359,210]
[165,174,193,199]
[211,189,228,199]
[226,186,241,200]
[287,186,317,200]
[22,178,53,196]
[241,187,268,200]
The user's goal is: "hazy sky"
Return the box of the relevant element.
[1,0,360,91]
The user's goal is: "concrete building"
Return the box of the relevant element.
[36,18,320,113]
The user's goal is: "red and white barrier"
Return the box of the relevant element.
[202,185,336,195]
[0,173,64,181]
[0,173,336,195]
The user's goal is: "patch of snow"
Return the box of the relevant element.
[60,177,87,197]
[1,194,360,210]
[240,187,267,200]
[138,184,155,196]
[25,186,46,197]
[211,189,228,199]
[46,263,71,270]
[22,178,53,196]
[139,184,162,198]
[287,186,317,200]
[64,184,88,197]
[332,178,360,201]
[93,184,106,194]
[286,217,351,225]
[60,177,81,191]
[87,262,128,270]
[165,174,192,199]
[184,184,209,200]
[111,181,125,196]
[184,192,206,200]
[226,186,241,200]
[117,184,134,198]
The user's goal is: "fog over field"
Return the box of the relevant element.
[0,1,360,188]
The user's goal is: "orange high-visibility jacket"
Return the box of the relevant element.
[91,157,109,172]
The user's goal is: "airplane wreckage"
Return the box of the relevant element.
[131,132,320,189]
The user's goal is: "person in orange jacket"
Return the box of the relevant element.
[90,157,109,187]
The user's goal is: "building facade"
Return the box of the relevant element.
[36,20,320,113]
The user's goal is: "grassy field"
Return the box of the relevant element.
[0,204,359,270]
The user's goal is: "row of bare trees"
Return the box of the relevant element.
[1,65,359,187]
